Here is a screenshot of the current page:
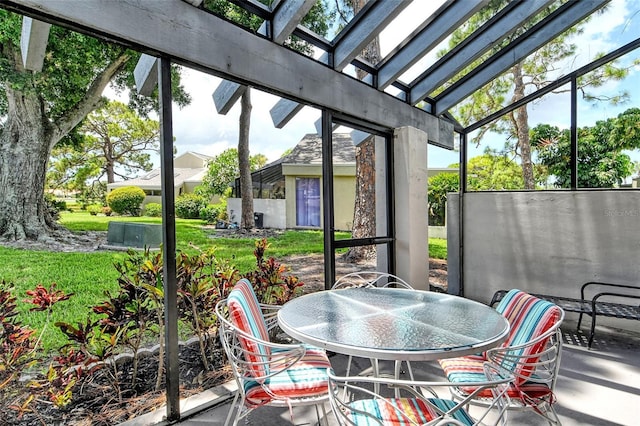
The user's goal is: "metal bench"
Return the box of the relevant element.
[491,282,640,349]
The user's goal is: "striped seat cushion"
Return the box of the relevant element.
[439,289,560,401]
[348,397,474,426]
[439,355,552,400]
[244,345,332,407]
[493,289,562,382]
[227,279,271,379]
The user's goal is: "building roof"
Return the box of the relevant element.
[262,133,355,170]
[107,151,211,190]
[182,151,213,162]
[280,133,355,165]
[244,133,355,190]
[107,167,206,190]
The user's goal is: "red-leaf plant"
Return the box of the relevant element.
[1,280,74,419]
[244,238,304,305]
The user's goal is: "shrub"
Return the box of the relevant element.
[1,281,75,417]
[87,204,102,216]
[145,203,162,217]
[0,281,38,410]
[199,204,221,224]
[106,186,145,216]
[428,173,459,226]
[175,193,207,219]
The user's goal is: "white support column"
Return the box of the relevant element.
[393,127,429,290]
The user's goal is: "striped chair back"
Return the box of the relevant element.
[227,278,271,378]
[493,289,562,383]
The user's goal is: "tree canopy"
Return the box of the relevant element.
[201,148,266,197]
[48,100,160,194]
[466,151,525,190]
[531,107,640,188]
[442,1,635,189]
[427,172,459,226]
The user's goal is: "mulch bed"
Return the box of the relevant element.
[4,338,231,426]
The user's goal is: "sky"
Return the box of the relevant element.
[108,0,640,173]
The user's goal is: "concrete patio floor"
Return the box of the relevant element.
[126,316,640,426]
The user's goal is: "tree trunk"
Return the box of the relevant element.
[238,88,255,229]
[0,86,56,240]
[343,138,376,261]
[0,35,129,241]
[344,0,379,262]
[105,138,116,183]
[511,64,535,189]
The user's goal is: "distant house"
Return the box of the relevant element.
[107,151,212,205]
[229,133,356,230]
[229,133,458,231]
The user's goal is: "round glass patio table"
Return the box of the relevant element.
[277,287,510,361]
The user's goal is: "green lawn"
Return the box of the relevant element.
[1,211,446,352]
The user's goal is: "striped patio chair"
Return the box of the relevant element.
[216,278,332,426]
[328,363,513,426]
[439,289,565,425]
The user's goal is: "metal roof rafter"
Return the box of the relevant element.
[0,0,452,143]
[409,0,556,104]
[212,0,316,114]
[433,0,610,115]
[465,35,640,134]
[376,0,487,91]
[331,0,409,71]
[271,0,410,128]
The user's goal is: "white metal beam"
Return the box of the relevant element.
[213,0,315,115]
[211,81,246,115]
[314,117,339,136]
[270,98,305,128]
[272,0,409,132]
[133,54,158,96]
[5,0,452,146]
[376,0,488,90]
[350,129,370,146]
[434,0,608,115]
[272,0,316,45]
[181,0,203,6]
[409,0,554,104]
[135,0,200,96]
[20,17,50,71]
[333,0,409,71]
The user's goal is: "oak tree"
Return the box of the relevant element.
[0,11,188,240]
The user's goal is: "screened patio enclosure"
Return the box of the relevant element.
[3,0,640,422]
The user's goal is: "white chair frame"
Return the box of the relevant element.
[328,364,513,426]
[215,298,330,426]
[448,316,564,426]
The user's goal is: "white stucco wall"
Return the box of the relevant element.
[227,198,286,229]
[448,191,640,332]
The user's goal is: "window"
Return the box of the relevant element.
[295,178,320,227]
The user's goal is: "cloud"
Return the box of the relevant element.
[170,69,320,165]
